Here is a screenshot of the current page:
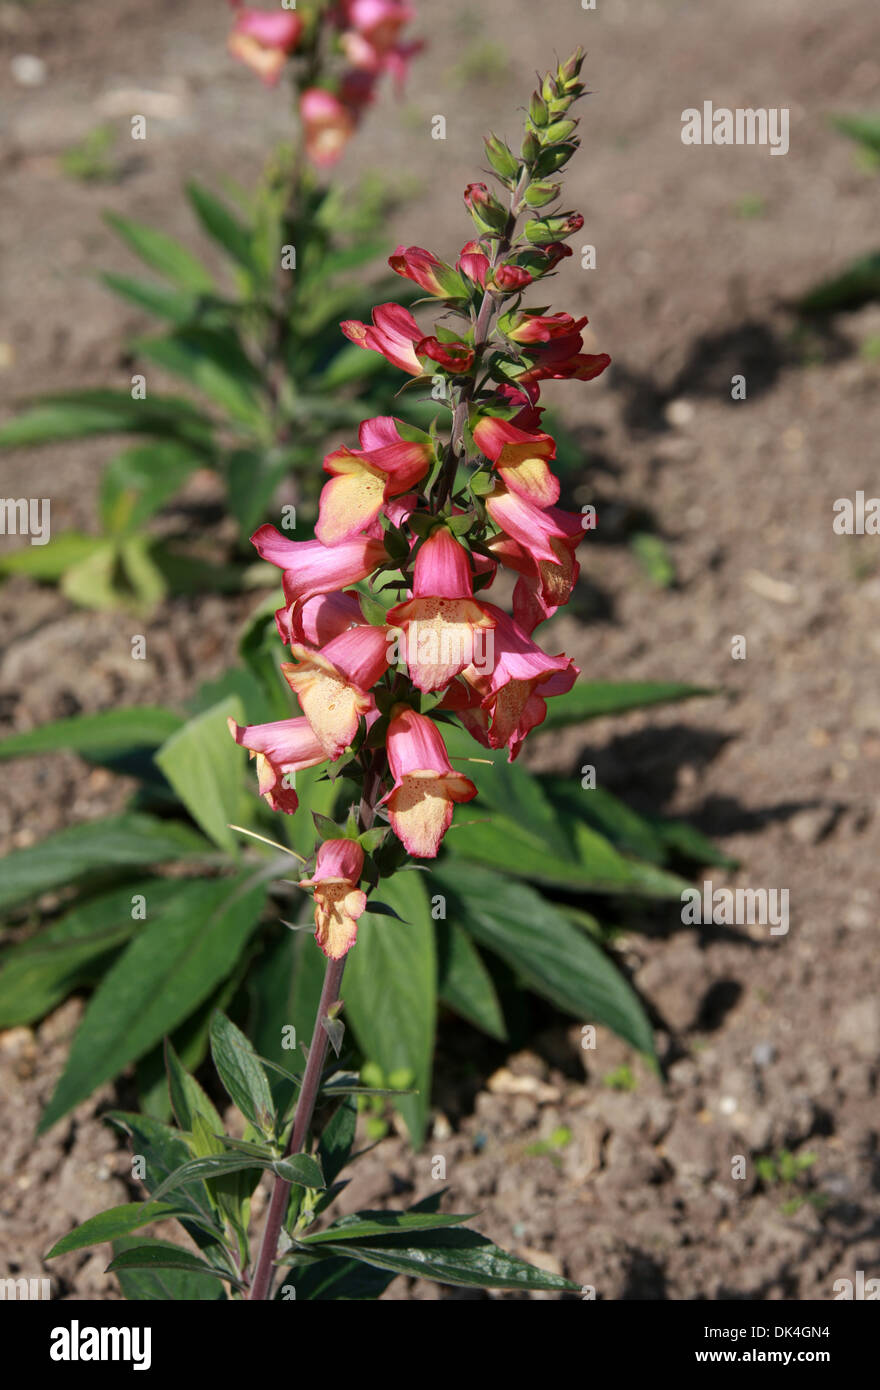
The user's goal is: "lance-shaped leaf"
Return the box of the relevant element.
[292,1227,578,1292]
[299,1210,476,1245]
[342,871,436,1145]
[209,1012,275,1137]
[39,874,268,1131]
[536,679,715,732]
[106,1241,239,1289]
[111,1236,225,1300]
[0,813,217,914]
[47,1201,192,1259]
[432,862,655,1059]
[0,708,182,763]
[437,920,506,1040]
[0,878,182,1029]
[0,390,215,451]
[105,211,215,291]
[154,696,248,852]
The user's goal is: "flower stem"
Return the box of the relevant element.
[248,952,346,1301]
[247,753,385,1301]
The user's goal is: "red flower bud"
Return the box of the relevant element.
[490,263,533,293]
[417,337,475,373]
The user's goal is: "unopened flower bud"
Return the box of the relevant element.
[463,182,508,234]
[543,118,578,143]
[523,180,561,208]
[529,91,550,128]
[524,211,584,245]
[484,133,520,181]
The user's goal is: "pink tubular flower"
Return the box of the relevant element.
[386,527,495,691]
[341,302,424,375]
[278,589,365,648]
[416,337,475,374]
[389,245,465,298]
[300,838,367,960]
[337,0,422,87]
[463,182,492,212]
[484,483,580,567]
[457,240,490,288]
[461,605,578,761]
[381,706,477,857]
[282,624,391,757]
[251,528,387,604]
[519,346,612,389]
[228,7,303,85]
[316,416,433,546]
[472,415,560,507]
[227,715,326,814]
[300,88,356,167]
[488,504,584,625]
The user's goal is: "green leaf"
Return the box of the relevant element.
[104,1111,222,1242]
[432,863,655,1058]
[100,271,199,325]
[797,251,880,314]
[164,1039,224,1136]
[0,532,105,579]
[106,1241,235,1286]
[284,1254,393,1301]
[316,1096,357,1188]
[831,113,880,155]
[0,878,181,1028]
[134,329,264,428]
[299,1227,578,1292]
[538,680,714,732]
[0,707,182,763]
[0,813,216,913]
[209,1011,275,1136]
[447,810,686,896]
[187,181,256,273]
[39,874,269,1131]
[0,390,215,451]
[58,541,126,611]
[154,697,247,852]
[105,211,215,292]
[274,1153,324,1187]
[437,921,506,1040]
[441,723,569,853]
[151,1153,274,1198]
[300,1210,474,1245]
[246,923,325,1104]
[47,1201,188,1258]
[342,871,436,1145]
[99,442,201,536]
[111,1236,225,1300]
[225,448,292,543]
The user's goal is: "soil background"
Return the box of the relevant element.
[2,0,879,1300]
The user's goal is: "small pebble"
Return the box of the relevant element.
[11,53,46,86]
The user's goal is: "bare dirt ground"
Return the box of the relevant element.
[1,0,879,1299]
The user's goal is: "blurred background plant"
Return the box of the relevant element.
[0,0,427,611]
